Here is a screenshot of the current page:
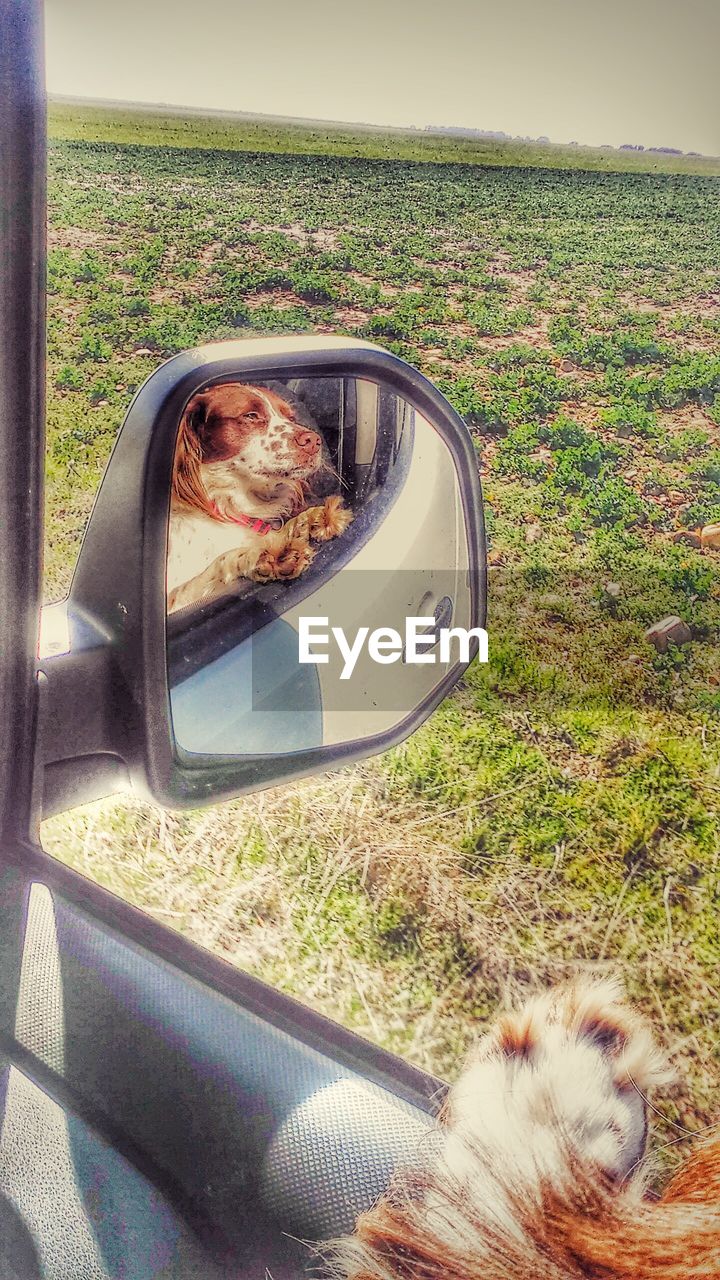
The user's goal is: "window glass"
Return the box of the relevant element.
[43,18,719,1170]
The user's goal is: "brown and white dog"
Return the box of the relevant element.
[167,382,352,613]
[331,981,720,1280]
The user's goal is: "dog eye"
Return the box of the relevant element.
[245,411,260,421]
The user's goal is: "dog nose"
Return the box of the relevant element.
[293,428,320,456]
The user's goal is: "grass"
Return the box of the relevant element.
[49,100,720,178]
[42,103,720,1175]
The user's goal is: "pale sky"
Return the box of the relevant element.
[46,0,720,155]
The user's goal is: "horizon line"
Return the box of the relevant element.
[48,93,715,161]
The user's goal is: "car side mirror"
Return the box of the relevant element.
[39,338,486,815]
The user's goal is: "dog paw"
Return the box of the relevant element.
[308,495,354,542]
[252,538,315,582]
[214,547,255,587]
[450,981,669,1185]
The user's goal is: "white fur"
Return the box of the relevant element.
[167,507,260,595]
[411,979,660,1264]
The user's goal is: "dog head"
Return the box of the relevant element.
[172,382,324,519]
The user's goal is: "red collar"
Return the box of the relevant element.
[211,502,283,536]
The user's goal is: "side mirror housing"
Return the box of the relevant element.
[39,337,486,815]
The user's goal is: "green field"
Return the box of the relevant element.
[49,99,720,177]
[43,103,720,1174]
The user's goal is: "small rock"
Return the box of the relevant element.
[560,358,574,372]
[624,468,638,479]
[644,616,692,653]
[604,581,622,600]
[672,530,702,548]
[525,522,543,545]
[617,424,634,439]
[133,347,153,356]
[700,522,720,549]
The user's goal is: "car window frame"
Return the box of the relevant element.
[0,0,46,847]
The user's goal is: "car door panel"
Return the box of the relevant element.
[0,846,437,1275]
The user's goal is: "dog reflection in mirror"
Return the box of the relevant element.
[167,382,353,613]
[330,980,720,1280]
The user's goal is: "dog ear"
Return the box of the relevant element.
[183,391,211,445]
[172,393,214,513]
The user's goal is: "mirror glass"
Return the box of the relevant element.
[166,374,476,757]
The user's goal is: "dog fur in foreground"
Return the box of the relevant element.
[167,382,352,613]
[329,981,720,1279]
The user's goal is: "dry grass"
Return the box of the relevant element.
[42,745,719,1175]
